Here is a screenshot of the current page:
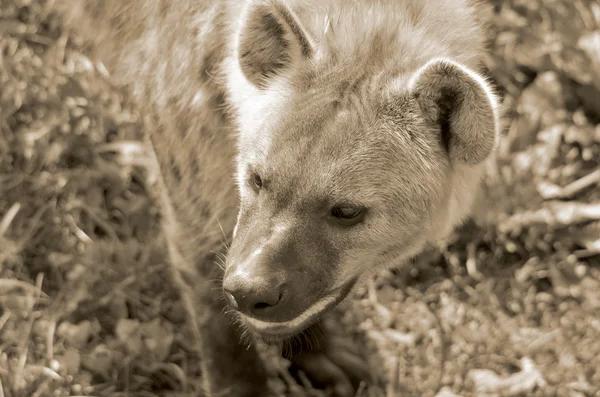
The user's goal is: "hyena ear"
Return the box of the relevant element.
[237,0,313,88]
[410,58,499,165]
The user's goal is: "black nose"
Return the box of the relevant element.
[222,273,285,319]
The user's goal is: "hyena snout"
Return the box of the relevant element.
[222,267,288,319]
[222,227,327,327]
[223,212,339,333]
[222,249,319,324]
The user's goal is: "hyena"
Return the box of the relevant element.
[58,0,500,395]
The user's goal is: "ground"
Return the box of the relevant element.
[0,0,599,396]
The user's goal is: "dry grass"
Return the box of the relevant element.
[0,0,599,396]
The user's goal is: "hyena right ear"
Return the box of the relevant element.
[237,0,314,89]
[409,58,500,165]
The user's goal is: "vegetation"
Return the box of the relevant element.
[0,0,598,396]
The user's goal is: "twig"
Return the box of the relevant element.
[468,357,546,396]
[499,201,600,233]
[0,279,47,296]
[574,247,600,258]
[367,277,378,304]
[13,273,45,391]
[0,310,10,332]
[355,382,368,397]
[0,202,21,236]
[63,213,93,243]
[69,201,117,241]
[435,387,463,397]
[423,301,448,397]
[466,242,483,281]
[46,319,56,361]
[382,329,416,345]
[538,169,600,200]
[385,354,400,397]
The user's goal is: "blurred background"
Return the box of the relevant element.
[0,0,599,396]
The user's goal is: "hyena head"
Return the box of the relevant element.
[222,0,499,339]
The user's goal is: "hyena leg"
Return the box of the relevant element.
[169,250,273,397]
[288,316,371,397]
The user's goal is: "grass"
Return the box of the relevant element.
[0,0,599,396]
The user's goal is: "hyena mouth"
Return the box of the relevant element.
[241,277,358,339]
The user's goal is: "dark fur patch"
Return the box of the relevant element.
[273,3,312,58]
[239,9,290,88]
[238,3,313,89]
[435,87,464,156]
[168,153,182,183]
[188,153,200,177]
[436,88,456,154]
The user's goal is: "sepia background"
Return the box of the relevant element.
[0,0,599,396]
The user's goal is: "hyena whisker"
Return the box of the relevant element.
[216,218,230,249]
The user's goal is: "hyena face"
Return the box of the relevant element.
[222,0,499,339]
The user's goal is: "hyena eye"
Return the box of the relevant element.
[331,205,366,226]
[251,172,263,192]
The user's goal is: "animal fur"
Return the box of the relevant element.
[55,1,499,396]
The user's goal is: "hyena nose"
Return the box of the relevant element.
[222,273,285,319]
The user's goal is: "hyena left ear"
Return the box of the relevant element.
[237,0,314,88]
[410,58,500,165]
